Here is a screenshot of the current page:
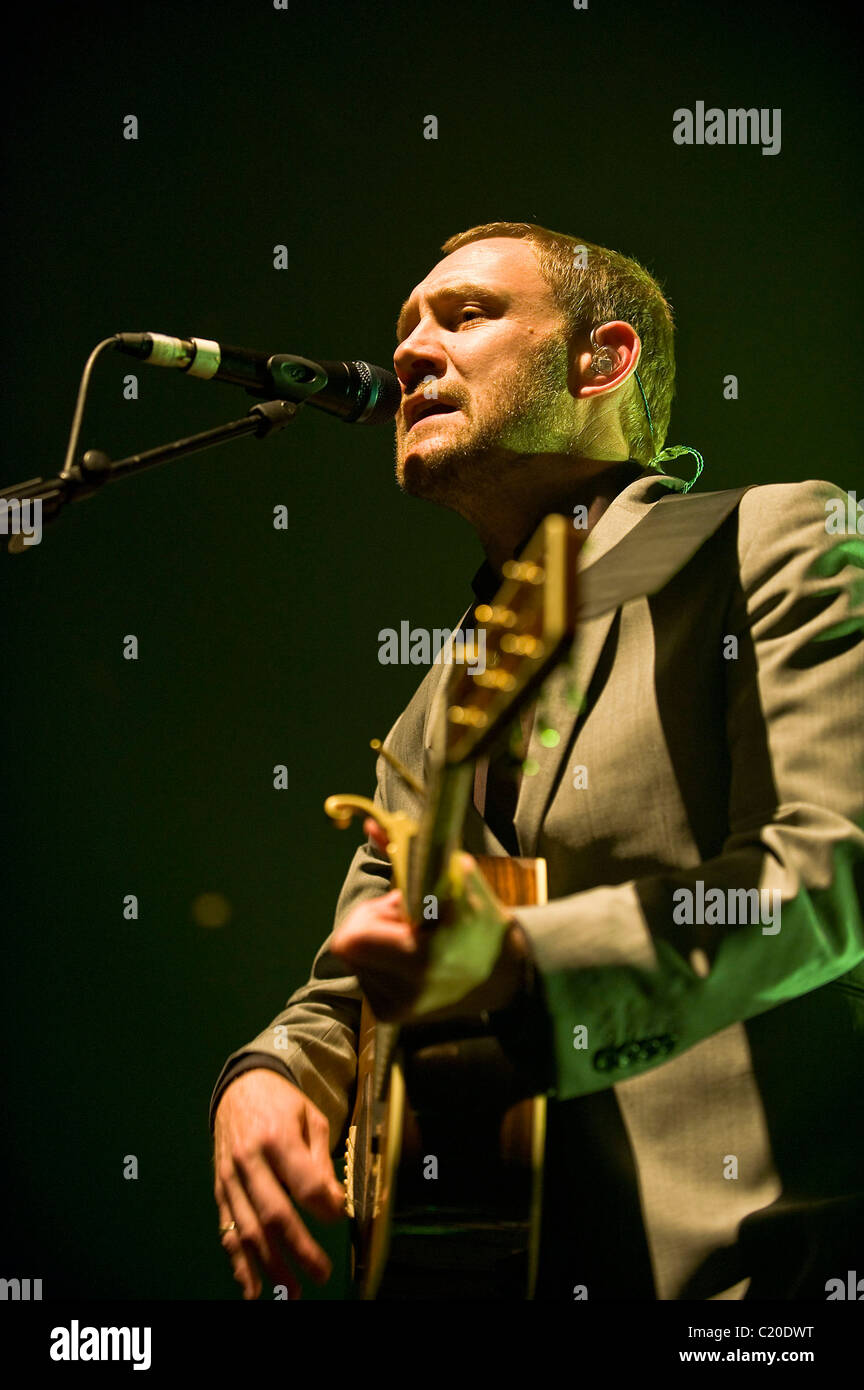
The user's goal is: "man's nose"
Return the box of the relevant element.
[393,323,447,390]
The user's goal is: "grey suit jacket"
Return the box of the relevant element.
[210,472,864,1300]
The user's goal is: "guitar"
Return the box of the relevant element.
[324,513,581,1299]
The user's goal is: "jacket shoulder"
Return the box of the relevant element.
[735,478,853,543]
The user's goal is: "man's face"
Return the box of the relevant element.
[392,238,579,501]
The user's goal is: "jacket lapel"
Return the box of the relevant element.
[513,605,618,857]
[421,477,671,766]
[512,475,752,856]
[421,474,752,857]
[511,479,655,857]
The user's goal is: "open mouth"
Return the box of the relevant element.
[408,402,460,430]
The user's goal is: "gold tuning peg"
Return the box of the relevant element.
[323,795,418,898]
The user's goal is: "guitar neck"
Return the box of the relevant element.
[395,513,580,923]
[405,760,475,924]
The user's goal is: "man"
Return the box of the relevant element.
[209,222,864,1301]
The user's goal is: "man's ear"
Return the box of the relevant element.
[569,321,642,400]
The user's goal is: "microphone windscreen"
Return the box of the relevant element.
[361,364,402,425]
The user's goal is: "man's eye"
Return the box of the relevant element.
[456,306,485,324]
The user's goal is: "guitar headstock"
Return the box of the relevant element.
[443,513,581,763]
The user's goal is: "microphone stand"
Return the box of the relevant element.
[0,398,300,553]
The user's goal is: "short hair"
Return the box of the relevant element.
[439,221,676,463]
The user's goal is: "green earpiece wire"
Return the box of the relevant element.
[634,370,703,493]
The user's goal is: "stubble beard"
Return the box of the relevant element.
[395,334,592,508]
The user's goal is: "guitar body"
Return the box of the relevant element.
[345,854,548,1300]
[330,513,582,1299]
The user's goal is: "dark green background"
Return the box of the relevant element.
[1,0,859,1300]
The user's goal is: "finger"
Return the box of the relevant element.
[373,890,406,919]
[374,887,405,910]
[223,1162,306,1299]
[331,924,420,969]
[215,1182,262,1300]
[363,816,390,853]
[266,1108,345,1225]
[332,936,422,981]
[216,1176,267,1300]
[300,1106,347,1222]
[235,1150,333,1288]
[333,891,404,935]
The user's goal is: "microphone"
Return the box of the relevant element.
[113,332,402,425]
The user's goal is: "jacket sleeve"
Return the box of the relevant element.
[512,480,864,1101]
[208,1053,301,1131]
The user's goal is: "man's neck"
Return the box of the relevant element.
[470,456,649,573]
